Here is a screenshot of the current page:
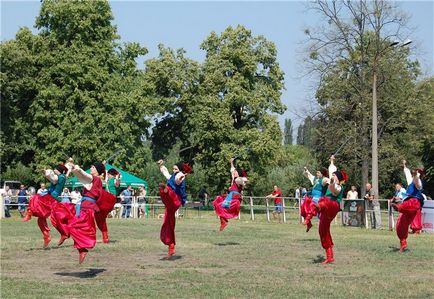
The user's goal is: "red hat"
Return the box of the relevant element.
[334,170,348,183]
[93,162,106,180]
[107,168,119,176]
[55,163,68,174]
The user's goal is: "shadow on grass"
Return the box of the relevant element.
[160,255,183,261]
[299,238,317,242]
[25,246,62,252]
[389,246,409,253]
[99,240,118,244]
[214,242,240,246]
[312,255,325,264]
[55,268,106,278]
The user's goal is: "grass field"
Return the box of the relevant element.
[1,211,433,299]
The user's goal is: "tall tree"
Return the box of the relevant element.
[283,118,293,145]
[142,45,200,161]
[303,0,427,196]
[296,124,304,145]
[191,25,286,191]
[1,0,151,177]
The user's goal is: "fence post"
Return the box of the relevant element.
[341,200,344,225]
[249,197,254,221]
[298,197,303,224]
[388,199,394,231]
[282,198,287,223]
[364,200,369,229]
[265,197,270,222]
[0,194,4,219]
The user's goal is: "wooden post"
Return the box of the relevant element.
[250,197,254,221]
[265,197,270,222]
[282,198,287,223]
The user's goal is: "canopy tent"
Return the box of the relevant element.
[65,163,148,191]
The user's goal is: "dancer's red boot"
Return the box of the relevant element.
[42,231,51,248]
[219,217,228,231]
[79,249,88,264]
[321,247,334,264]
[102,231,109,244]
[22,210,32,222]
[57,235,68,246]
[168,244,176,256]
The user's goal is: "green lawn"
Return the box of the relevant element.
[1,211,433,299]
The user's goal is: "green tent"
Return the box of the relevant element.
[65,163,148,191]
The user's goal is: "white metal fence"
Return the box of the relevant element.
[0,194,427,231]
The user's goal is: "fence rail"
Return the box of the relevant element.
[0,194,430,232]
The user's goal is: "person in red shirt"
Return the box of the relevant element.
[267,186,283,223]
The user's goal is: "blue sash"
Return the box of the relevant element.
[75,196,96,216]
[312,189,322,203]
[222,191,240,209]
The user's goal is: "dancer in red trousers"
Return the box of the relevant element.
[51,162,106,263]
[391,160,425,251]
[301,167,329,232]
[314,155,347,264]
[22,164,69,247]
[94,165,118,243]
[157,159,192,257]
[214,158,248,231]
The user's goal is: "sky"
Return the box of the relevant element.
[1,0,433,132]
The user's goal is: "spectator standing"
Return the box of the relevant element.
[70,188,82,204]
[365,183,382,229]
[267,185,283,223]
[120,185,133,218]
[2,186,12,218]
[16,185,29,217]
[295,187,301,202]
[344,186,358,225]
[137,186,147,218]
[37,183,48,195]
[60,188,71,203]
[301,187,307,198]
[198,186,210,207]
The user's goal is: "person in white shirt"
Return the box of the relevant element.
[70,188,82,204]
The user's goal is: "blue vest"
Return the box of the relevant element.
[405,181,424,206]
[167,173,187,206]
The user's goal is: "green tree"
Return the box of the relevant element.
[303,0,428,196]
[283,118,293,145]
[1,0,152,178]
[142,45,200,161]
[190,25,286,192]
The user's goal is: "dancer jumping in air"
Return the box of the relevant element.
[301,167,329,232]
[22,163,69,248]
[314,155,347,264]
[391,160,425,252]
[213,158,248,231]
[50,162,106,263]
[157,159,191,257]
